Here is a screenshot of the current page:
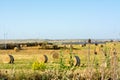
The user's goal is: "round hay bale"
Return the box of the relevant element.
[2,54,14,64]
[23,44,27,47]
[37,55,48,63]
[74,56,80,66]
[20,44,23,48]
[66,56,80,67]
[37,45,41,49]
[52,52,59,59]
[14,47,19,52]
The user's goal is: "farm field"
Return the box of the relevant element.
[0,41,120,80]
[1,0,120,79]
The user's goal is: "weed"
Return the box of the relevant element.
[69,45,74,67]
[59,49,66,70]
[32,61,46,70]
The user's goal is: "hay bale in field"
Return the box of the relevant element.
[66,56,80,67]
[37,45,41,49]
[20,44,23,48]
[24,44,27,47]
[52,53,59,59]
[37,55,48,63]
[73,56,80,66]
[14,47,19,52]
[51,51,59,59]
[2,54,14,64]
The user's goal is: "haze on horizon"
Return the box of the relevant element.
[0,0,120,40]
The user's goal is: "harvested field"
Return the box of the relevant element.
[0,42,120,79]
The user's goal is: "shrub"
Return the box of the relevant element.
[32,61,46,70]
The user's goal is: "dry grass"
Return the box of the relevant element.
[0,42,120,79]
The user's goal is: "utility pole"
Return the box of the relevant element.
[4,33,7,49]
[119,33,120,41]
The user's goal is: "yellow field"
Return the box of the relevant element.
[0,42,120,79]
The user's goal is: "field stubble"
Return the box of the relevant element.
[0,42,120,79]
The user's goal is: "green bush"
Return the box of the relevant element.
[32,61,46,70]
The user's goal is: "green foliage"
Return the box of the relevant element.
[59,50,66,69]
[32,61,46,70]
[103,45,111,67]
[69,46,74,67]
[105,54,111,67]
[93,56,99,69]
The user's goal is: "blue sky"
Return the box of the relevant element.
[0,0,120,39]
